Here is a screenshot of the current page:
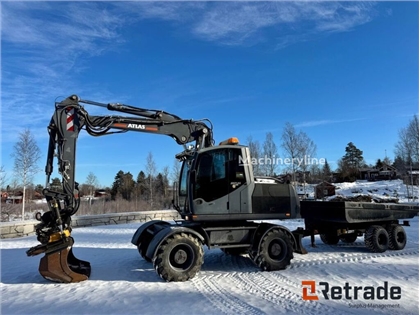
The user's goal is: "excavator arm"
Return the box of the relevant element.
[27,94,213,283]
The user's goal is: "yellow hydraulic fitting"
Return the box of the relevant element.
[48,229,71,243]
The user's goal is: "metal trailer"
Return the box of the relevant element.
[295,201,419,252]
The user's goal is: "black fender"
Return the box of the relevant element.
[145,226,205,261]
[252,223,301,254]
[131,220,171,246]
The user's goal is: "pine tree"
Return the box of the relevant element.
[322,159,332,181]
[111,171,135,200]
[111,171,124,200]
[136,171,148,199]
[154,173,165,199]
[337,142,364,181]
[120,172,135,201]
[342,142,364,168]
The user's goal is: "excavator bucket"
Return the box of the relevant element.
[28,236,91,283]
[39,247,91,283]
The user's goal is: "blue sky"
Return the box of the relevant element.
[1,1,418,188]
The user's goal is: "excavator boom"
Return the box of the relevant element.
[27,94,213,283]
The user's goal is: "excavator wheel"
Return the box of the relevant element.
[153,233,204,282]
[38,239,91,283]
[255,228,293,271]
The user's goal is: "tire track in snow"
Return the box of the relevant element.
[191,274,265,315]
[193,247,418,314]
[220,251,256,272]
[290,249,419,269]
[197,252,339,314]
[200,250,256,275]
[227,272,339,314]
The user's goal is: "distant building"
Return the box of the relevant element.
[360,164,397,181]
[314,182,336,199]
[1,191,24,204]
[94,190,109,198]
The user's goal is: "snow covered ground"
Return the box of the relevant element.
[1,180,419,315]
[298,179,419,203]
[332,179,418,203]
[1,219,418,315]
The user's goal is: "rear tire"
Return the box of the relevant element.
[153,233,204,282]
[364,225,389,253]
[387,224,406,250]
[320,233,340,245]
[340,233,358,243]
[255,229,293,271]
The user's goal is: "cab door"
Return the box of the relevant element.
[225,148,249,213]
[191,147,247,215]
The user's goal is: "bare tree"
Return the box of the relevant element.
[145,152,157,207]
[395,115,419,200]
[281,122,317,186]
[170,159,181,185]
[408,115,419,160]
[262,132,278,176]
[1,173,16,222]
[162,165,170,199]
[84,172,99,209]
[246,136,263,176]
[85,172,99,196]
[11,129,41,220]
[0,165,7,189]
[395,115,419,165]
[281,123,301,183]
[298,132,317,173]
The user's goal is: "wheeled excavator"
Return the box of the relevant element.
[27,95,418,283]
[26,94,304,283]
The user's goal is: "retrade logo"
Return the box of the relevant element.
[301,281,401,301]
[302,280,319,301]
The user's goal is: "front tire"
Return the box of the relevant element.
[364,225,389,253]
[255,229,293,271]
[153,233,204,282]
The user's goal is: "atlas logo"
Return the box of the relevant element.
[302,281,401,301]
[128,124,146,129]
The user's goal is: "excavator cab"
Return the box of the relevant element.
[176,139,300,222]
